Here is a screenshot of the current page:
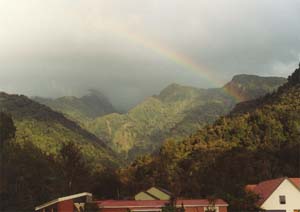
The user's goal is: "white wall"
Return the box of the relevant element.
[262,179,300,212]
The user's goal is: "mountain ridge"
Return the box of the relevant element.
[0,91,119,168]
[26,74,286,161]
[223,74,286,101]
[83,74,286,160]
[33,89,116,124]
[122,64,300,210]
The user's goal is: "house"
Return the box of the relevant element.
[35,192,228,212]
[35,192,92,212]
[246,177,300,212]
[96,199,228,212]
[135,187,172,200]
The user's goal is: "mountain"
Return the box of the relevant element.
[33,89,116,124]
[85,75,286,160]
[122,64,300,210]
[0,92,118,168]
[223,74,287,101]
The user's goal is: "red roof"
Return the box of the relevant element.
[246,177,300,206]
[290,178,300,189]
[96,199,228,208]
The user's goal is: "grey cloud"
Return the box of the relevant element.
[0,0,299,110]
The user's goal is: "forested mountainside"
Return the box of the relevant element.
[0,92,118,168]
[0,70,295,211]
[121,64,300,210]
[0,112,121,211]
[85,75,285,160]
[33,89,116,124]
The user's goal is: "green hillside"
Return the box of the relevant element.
[122,64,300,210]
[33,89,116,124]
[86,76,286,160]
[0,92,118,169]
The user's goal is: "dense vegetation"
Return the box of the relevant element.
[119,65,300,210]
[85,75,285,160]
[0,92,118,169]
[32,75,285,161]
[0,113,121,211]
[0,70,294,211]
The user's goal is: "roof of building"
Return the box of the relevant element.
[96,199,228,208]
[135,191,159,200]
[35,192,92,211]
[146,187,171,200]
[290,178,300,189]
[151,187,173,196]
[245,177,300,206]
[135,186,172,200]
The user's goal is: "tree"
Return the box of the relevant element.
[0,112,16,145]
[287,63,300,85]
[0,141,61,211]
[92,167,122,199]
[59,142,91,194]
[161,198,185,212]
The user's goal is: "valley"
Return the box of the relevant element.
[34,74,286,160]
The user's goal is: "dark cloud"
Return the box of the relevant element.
[0,0,299,110]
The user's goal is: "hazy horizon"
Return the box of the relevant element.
[0,0,299,109]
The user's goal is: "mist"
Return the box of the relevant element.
[0,0,299,110]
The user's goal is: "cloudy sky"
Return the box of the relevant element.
[0,0,299,109]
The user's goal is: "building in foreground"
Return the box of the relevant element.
[96,199,228,212]
[246,177,300,212]
[35,192,228,212]
[35,192,92,212]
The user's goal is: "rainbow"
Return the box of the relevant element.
[101,22,244,101]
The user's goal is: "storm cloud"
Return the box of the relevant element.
[0,0,299,110]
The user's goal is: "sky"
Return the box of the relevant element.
[0,0,299,110]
